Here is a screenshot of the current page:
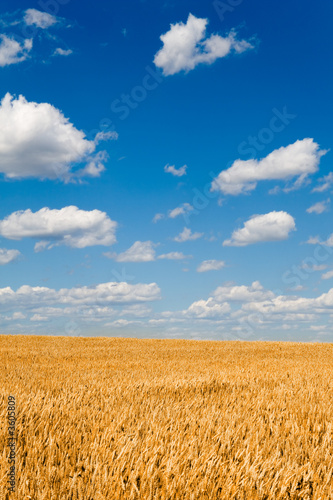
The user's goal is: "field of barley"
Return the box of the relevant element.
[0,336,332,499]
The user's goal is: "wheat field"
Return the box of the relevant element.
[0,335,332,499]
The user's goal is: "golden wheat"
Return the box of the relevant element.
[0,336,332,499]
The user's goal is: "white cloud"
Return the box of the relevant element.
[54,48,73,57]
[306,199,330,214]
[241,288,333,315]
[322,270,333,280]
[154,13,253,76]
[164,164,187,177]
[211,139,326,195]
[307,234,333,248]
[173,227,204,242]
[158,252,191,260]
[184,298,230,319]
[30,314,48,322]
[168,203,193,219]
[197,260,225,272]
[0,248,21,265]
[163,280,333,335]
[223,211,296,247]
[12,312,26,320]
[152,213,164,223]
[301,261,327,272]
[120,304,152,318]
[110,241,157,262]
[0,36,32,67]
[312,172,333,193]
[0,206,117,251]
[306,236,322,245]
[24,9,57,29]
[0,281,161,311]
[0,93,117,181]
[213,281,274,302]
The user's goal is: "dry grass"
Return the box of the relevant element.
[0,336,332,499]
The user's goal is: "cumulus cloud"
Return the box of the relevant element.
[0,206,117,251]
[0,281,161,311]
[173,227,204,242]
[54,48,73,57]
[312,172,333,193]
[184,298,230,319]
[223,211,296,247]
[213,281,275,302]
[306,199,330,214]
[197,260,225,272]
[164,164,187,176]
[158,252,191,260]
[0,248,21,265]
[109,241,157,262]
[164,280,333,333]
[0,93,117,180]
[241,288,333,315]
[211,139,326,196]
[154,13,254,76]
[24,9,57,29]
[0,36,32,67]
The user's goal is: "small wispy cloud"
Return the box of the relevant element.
[164,164,187,177]
[306,199,330,214]
[174,227,203,242]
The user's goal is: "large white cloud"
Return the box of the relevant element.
[223,211,296,247]
[0,248,21,265]
[24,9,57,29]
[0,206,117,251]
[0,281,161,311]
[0,93,117,180]
[154,13,253,76]
[0,36,32,67]
[211,139,326,195]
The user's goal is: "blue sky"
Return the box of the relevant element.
[0,0,332,341]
